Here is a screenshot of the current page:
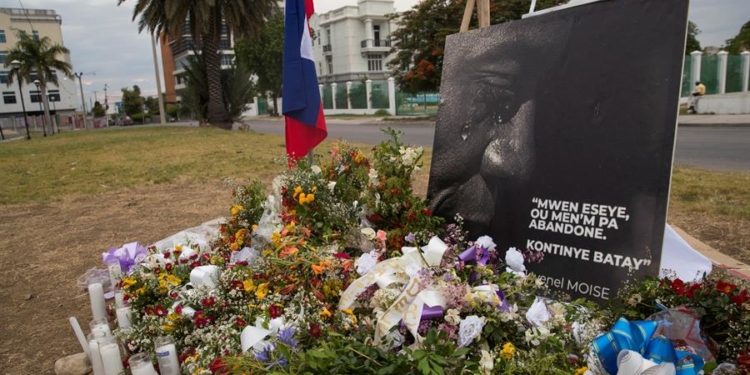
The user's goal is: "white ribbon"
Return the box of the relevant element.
[189,265,220,289]
[240,317,285,352]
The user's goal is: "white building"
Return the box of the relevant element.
[310,0,398,85]
[0,8,78,124]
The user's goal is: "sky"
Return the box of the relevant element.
[15,0,750,107]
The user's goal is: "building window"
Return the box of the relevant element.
[3,91,16,104]
[0,30,6,43]
[326,28,331,45]
[0,72,7,84]
[326,56,333,74]
[32,30,39,41]
[367,54,382,71]
[220,54,233,66]
[319,62,323,76]
[48,89,60,102]
[317,30,321,45]
[219,39,231,50]
[31,90,41,103]
[0,52,7,65]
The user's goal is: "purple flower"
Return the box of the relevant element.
[255,343,275,362]
[405,233,416,244]
[102,242,148,274]
[278,327,298,348]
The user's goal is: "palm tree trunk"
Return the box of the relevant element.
[204,12,231,129]
[41,82,53,135]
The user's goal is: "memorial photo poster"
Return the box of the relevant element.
[427,0,689,302]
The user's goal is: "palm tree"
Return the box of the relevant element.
[119,0,277,129]
[4,30,74,135]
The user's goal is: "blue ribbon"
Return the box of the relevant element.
[592,318,704,375]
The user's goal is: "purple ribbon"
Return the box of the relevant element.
[102,242,148,274]
[496,289,510,312]
[421,305,444,320]
[458,245,490,265]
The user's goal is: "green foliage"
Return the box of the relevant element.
[143,96,159,115]
[235,12,284,115]
[686,21,702,53]
[374,109,391,116]
[121,85,144,116]
[724,20,750,55]
[389,0,567,94]
[93,101,106,117]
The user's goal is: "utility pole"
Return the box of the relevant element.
[151,32,167,124]
[104,84,110,127]
[74,72,89,129]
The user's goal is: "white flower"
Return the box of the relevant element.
[526,298,551,327]
[525,326,551,346]
[399,146,422,166]
[310,165,322,174]
[368,168,379,185]
[548,302,566,321]
[475,236,496,251]
[458,315,485,347]
[445,309,461,325]
[383,329,404,349]
[479,350,494,374]
[327,181,336,193]
[505,247,526,274]
[355,252,379,275]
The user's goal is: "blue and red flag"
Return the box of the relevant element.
[283,0,327,161]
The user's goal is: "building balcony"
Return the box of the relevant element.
[323,44,332,54]
[360,39,391,53]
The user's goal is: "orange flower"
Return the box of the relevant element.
[279,246,298,258]
[311,264,325,275]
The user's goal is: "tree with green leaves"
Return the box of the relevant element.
[118,0,277,129]
[178,51,254,122]
[724,20,750,55]
[4,30,74,135]
[234,12,284,116]
[685,21,702,54]
[93,101,106,117]
[121,85,144,116]
[388,0,566,94]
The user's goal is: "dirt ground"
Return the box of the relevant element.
[0,178,746,374]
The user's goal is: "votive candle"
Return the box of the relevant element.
[128,353,158,375]
[87,332,106,375]
[154,336,180,375]
[98,336,123,375]
[116,307,132,330]
[114,289,125,309]
[88,282,107,321]
[89,318,112,337]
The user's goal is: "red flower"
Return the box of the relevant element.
[422,208,433,216]
[175,305,183,315]
[269,304,283,319]
[154,305,167,317]
[153,267,161,275]
[670,278,686,296]
[737,349,750,372]
[163,251,171,259]
[333,252,351,259]
[235,317,247,328]
[716,280,737,294]
[686,283,701,298]
[201,296,216,307]
[193,311,212,328]
[408,211,416,221]
[732,289,750,307]
[309,323,322,338]
[165,263,173,272]
[145,306,155,316]
[189,261,201,269]
[209,357,229,375]
[231,280,244,290]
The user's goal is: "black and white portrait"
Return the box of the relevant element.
[428,0,689,301]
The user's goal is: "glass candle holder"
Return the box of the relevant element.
[154,336,180,375]
[128,352,158,375]
[89,318,112,337]
[97,335,123,375]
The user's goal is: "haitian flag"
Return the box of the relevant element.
[283,0,327,161]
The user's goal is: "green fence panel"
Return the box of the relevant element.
[371,81,389,109]
[335,85,348,109]
[726,55,743,93]
[258,97,268,115]
[700,55,720,95]
[350,83,368,109]
[681,56,692,97]
[322,85,333,110]
[395,92,440,116]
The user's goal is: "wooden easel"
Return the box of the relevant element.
[460,0,491,32]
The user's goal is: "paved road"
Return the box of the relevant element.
[247,119,750,172]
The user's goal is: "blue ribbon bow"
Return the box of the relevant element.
[592,318,704,375]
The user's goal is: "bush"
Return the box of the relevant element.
[374,109,391,116]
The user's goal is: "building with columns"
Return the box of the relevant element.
[0,7,78,123]
[310,0,398,85]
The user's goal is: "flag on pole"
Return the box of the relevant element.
[283,0,327,161]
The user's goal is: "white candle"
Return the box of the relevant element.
[114,290,125,308]
[87,333,106,375]
[128,353,158,375]
[105,260,122,291]
[90,319,112,337]
[98,337,123,375]
[88,283,107,321]
[154,336,180,375]
[69,317,90,355]
[116,307,132,330]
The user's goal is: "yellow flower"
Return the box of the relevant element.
[231,204,244,216]
[574,367,588,375]
[343,308,357,324]
[136,286,146,295]
[354,150,364,164]
[121,276,136,290]
[256,283,269,299]
[243,280,255,292]
[162,322,175,332]
[501,342,516,359]
[252,224,259,231]
[166,274,181,286]
[293,186,302,198]
[298,192,307,204]
[271,232,281,246]
[175,244,183,252]
[321,308,332,319]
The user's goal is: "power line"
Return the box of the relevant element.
[17,0,36,31]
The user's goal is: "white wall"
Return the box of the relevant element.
[697,92,750,114]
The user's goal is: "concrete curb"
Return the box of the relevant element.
[671,225,750,281]
[678,123,750,127]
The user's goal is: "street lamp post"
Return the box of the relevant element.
[74,72,88,129]
[10,60,31,140]
[34,80,48,137]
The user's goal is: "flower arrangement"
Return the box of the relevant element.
[104,130,749,375]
